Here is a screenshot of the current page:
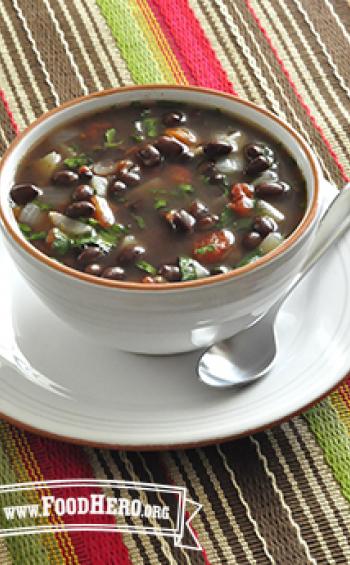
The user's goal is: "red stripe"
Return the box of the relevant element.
[147,0,237,94]
[0,90,19,134]
[338,377,350,411]
[244,0,349,182]
[24,433,132,565]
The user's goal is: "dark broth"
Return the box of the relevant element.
[11,101,306,283]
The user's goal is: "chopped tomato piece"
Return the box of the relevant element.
[230,182,254,201]
[164,127,197,146]
[92,195,115,228]
[192,229,234,264]
[167,165,192,184]
[228,196,255,217]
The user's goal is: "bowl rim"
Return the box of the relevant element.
[0,84,320,291]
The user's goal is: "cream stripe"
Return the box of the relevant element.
[190,0,260,103]
[42,0,89,95]
[54,0,103,92]
[98,451,162,563]
[0,125,10,147]
[11,0,61,106]
[162,452,223,563]
[80,0,133,85]
[265,429,334,563]
[197,450,257,564]
[0,63,26,130]
[293,0,350,101]
[212,0,330,177]
[137,454,192,565]
[71,0,122,88]
[324,0,350,48]
[250,437,316,565]
[216,445,275,565]
[84,448,141,561]
[262,0,350,149]
[1,4,48,114]
[292,419,350,548]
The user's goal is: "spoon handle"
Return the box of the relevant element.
[271,183,350,315]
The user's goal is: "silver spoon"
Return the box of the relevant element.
[197,183,350,388]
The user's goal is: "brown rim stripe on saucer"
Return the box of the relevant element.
[0,0,350,564]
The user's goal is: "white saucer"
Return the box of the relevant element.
[1,189,350,449]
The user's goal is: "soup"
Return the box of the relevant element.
[10,101,306,283]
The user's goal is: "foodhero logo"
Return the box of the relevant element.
[0,479,202,551]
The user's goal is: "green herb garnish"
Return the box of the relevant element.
[154,198,167,210]
[64,154,92,170]
[143,116,158,138]
[27,231,47,241]
[236,250,262,268]
[178,183,194,195]
[218,206,236,227]
[19,223,32,234]
[178,256,209,281]
[195,244,216,255]
[135,260,157,276]
[132,214,146,229]
[32,200,51,211]
[104,128,121,148]
[51,229,72,256]
[132,134,144,143]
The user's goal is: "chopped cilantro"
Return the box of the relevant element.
[19,223,32,234]
[104,128,121,148]
[132,134,144,143]
[32,200,51,211]
[236,250,262,268]
[52,229,72,256]
[178,183,194,195]
[143,116,158,138]
[135,260,157,276]
[154,198,167,210]
[27,231,47,241]
[132,214,146,229]
[64,154,92,170]
[218,206,236,227]
[86,218,100,227]
[195,244,216,255]
[179,256,209,281]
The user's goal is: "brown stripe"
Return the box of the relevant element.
[2,1,55,113]
[260,426,347,563]
[217,438,313,564]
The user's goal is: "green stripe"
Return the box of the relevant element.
[0,429,53,564]
[97,0,166,84]
[305,399,350,501]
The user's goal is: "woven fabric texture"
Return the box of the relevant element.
[1,0,350,563]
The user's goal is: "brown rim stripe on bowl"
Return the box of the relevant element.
[0,85,320,290]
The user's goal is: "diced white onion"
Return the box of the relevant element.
[19,203,44,227]
[91,175,108,197]
[215,131,246,152]
[32,152,61,182]
[37,188,70,208]
[93,160,118,176]
[252,170,279,187]
[255,200,285,222]
[216,154,245,174]
[49,212,94,236]
[259,232,284,255]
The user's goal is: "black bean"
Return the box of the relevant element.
[137,144,161,167]
[203,142,232,159]
[72,184,94,201]
[155,136,186,158]
[118,245,145,265]
[158,264,181,282]
[255,182,285,197]
[211,265,230,275]
[197,214,219,231]
[102,266,126,280]
[10,183,41,205]
[253,216,278,237]
[244,143,265,160]
[242,231,263,250]
[165,209,196,232]
[245,155,273,176]
[77,247,104,267]
[78,165,93,181]
[52,170,79,185]
[84,263,104,276]
[109,180,127,196]
[189,199,209,219]
[66,201,95,218]
[162,111,186,127]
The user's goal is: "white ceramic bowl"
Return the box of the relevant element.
[0,86,322,354]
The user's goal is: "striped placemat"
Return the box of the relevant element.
[1,1,350,563]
